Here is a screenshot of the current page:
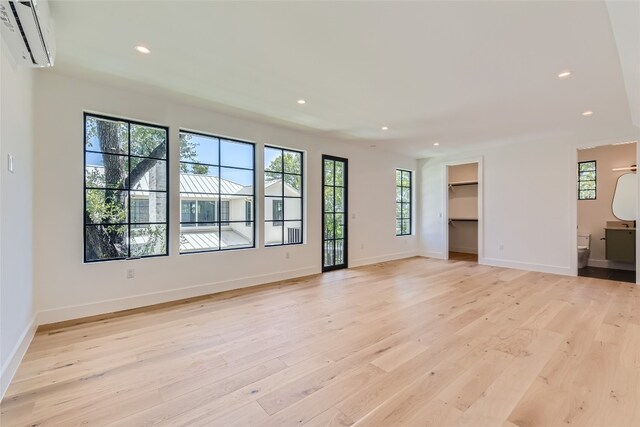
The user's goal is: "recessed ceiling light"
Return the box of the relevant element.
[433,142,440,146]
[381,126,389,131]
[557,70,572,79]
[582,110,594,117]
[135,45,151,54]
[297,99,306,105]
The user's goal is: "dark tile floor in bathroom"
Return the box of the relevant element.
[578,266,636,283]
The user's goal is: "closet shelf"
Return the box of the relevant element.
[448,218,478,222]
[448,180,478,187]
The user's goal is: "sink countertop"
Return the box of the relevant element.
[605,227,636,231]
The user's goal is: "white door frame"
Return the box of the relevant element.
[443,157,484,261]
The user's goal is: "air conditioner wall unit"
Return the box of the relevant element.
[0,0,55,67]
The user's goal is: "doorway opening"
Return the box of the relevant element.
[446,162,479,263]
[577,142,636,283]
[322,155,348,271]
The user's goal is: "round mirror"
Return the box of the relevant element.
[612,173,637,220]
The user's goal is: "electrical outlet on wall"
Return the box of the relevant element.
[127,269,135,279]
[499,244,504,251]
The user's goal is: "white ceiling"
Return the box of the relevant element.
[49,0,640,158]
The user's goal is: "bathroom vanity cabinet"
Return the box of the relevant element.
[605,228,636,263]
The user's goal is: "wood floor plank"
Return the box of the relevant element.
[336,333,471,422]
[370,340,428,372]
[153,356,332,426]
[437,350,514,411]
[261,364,385,426]
[303,407,353,427]
[179,400,270,427]
[457,329,564,425]
[403,398,463,427]
[108,358,287,426]
[1,257,638,426]
[351,359,467,426]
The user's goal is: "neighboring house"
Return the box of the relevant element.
[264,179,303,246]
[87,166,301,252]
[176,173,254,252]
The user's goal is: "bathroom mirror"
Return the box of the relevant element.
[612,173,637,220]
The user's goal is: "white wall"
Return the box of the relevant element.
[448,163,478,184]
[33,70,418,324]
[0,45,36,397]
[418,136,639,276]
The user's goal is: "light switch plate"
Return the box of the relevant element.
[7,154,15,173]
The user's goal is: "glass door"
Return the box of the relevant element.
[322,155,348,271]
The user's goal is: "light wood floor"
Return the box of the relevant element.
[2,257,640,426]
[449,252,478,263]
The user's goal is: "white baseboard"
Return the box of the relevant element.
[349,251,418,268]
[37,250,422,326]
[587,258,635,271]
[419,250,446,259]
[37,266,319,325]
[480,257,573,276]
[449,246,478,254]
[1,315,37,400]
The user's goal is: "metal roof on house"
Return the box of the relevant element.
[179,229,252,252]
[178,174,244,197]
[88,166,247,197]
[88,166,299,197]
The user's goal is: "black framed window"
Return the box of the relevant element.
[323,155,348,271]
[264,146,304,246]
[84,113,169,262]
[179,130,255,253]
[396,169,412,236]
[578,161,596,200]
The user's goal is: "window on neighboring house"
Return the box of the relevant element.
[264,146,304,246]
[179,130,255,253]
[84,113,169,262]
[181,200,196,224]
[245,200,252,226]
[396,169,412,236]
[131,198,149,223]
[197,200,215,222]
[578,161,596,200]
[272,199,284,226]
[220,200,230,225]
